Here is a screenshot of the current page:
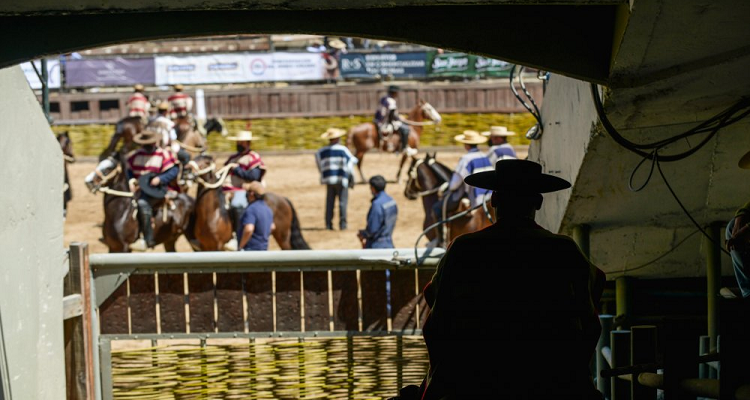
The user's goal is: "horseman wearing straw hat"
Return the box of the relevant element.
[167,84,194,120]
[482,125,518,164]
[315,127,358,230]
[127,84,150,124]
[125,129,180,251]
[431,130,493,246]
[222,130,266,233]
[414,158,605,400]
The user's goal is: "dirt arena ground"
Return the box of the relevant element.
[64,147,526,253]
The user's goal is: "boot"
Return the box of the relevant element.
[231,207,244,235]
[139,210,156,249]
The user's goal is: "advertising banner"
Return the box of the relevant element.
[154,53,326,85]
[427,52,512,78]
[21,59,61,89]
[339,52,427,79]
[65,57,155,87]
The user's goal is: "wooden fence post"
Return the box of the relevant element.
[64,243,95,400]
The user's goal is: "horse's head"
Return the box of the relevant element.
[404,152,448,200]
[187,154,217,185]
[57,131,75,163]
[85,156,122,192]
[204,117,228,137]
[419,100,442,124]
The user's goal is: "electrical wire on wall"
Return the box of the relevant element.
[591,83,750,255]
[509,64,544,140]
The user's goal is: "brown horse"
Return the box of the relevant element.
[87,154,195,253]
[185,154,311,251]
[347,99,441,183]
[58,131,75,218]
[173,116,208,158]
[404,152,493,246]
[99,116,143,161]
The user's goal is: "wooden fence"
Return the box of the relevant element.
[47,81,542,124]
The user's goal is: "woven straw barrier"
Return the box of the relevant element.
[110,336,429,400]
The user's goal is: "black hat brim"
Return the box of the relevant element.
[464,170,571,193]
[138,173,168,199]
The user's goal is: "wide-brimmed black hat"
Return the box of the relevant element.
[138,173,168,199]
[464,159,571,193]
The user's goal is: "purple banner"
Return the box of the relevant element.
[65,57,155,87]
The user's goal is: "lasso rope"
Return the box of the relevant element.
[174,139,206,153]
[97,187,134,197]
[191,162,238,189]
[400,118,435,126]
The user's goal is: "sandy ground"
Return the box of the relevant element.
[64,147,526,253]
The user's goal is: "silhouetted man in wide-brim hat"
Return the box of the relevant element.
[414,159,605,400]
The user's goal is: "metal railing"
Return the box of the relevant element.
[66,243,446,400]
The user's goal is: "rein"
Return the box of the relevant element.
[96,164,122,187]
[406,159,449,197]
[63,155,76,163]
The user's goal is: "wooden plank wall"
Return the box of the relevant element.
[48,81,542,124]
[99,269,433,335]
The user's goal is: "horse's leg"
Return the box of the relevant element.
[395,153,409,184]
[163,239,177,252]
[356,151,367,183]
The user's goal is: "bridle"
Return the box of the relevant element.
[405,158,449,198]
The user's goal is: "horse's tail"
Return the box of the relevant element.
[285,197,311,250]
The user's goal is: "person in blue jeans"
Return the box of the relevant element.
[238,182,275,251]
[358,175,398,249]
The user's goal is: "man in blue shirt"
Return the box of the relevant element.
[315,127,358,230]
[482,125,518,164]
[238,182,275,251]
[431,130,493,246]
[358,175,398,248]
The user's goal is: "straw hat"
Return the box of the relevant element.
[243,181,266,196]
[226,130,258,141]
[328,39,347,50]
[173,84,184,91]
[321,128,346,140]
[133,129,161,145]
[481,126,516,137]
[465,159,571,194]
[157,102,169,111]
[454,130,488,145]
[133,84,144,92]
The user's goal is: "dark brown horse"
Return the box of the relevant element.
[404,152,493,246]
[87,154,195,253]
[99,116,143,161]
[58,131,75,218]
[347,99,441,183]
[185,154,310,251]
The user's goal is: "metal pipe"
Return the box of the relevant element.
[90,248,445,273]
[631,325,657,400]
[680,378,719,399]
[615,277,633,329]
[611,330,631,400]
[597,314,613,398]
[41,58,51,124]
[698,335,710,379]
[705,222,722,353]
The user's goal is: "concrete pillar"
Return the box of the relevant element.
[572,224,591,258]
[616,276,633,330]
